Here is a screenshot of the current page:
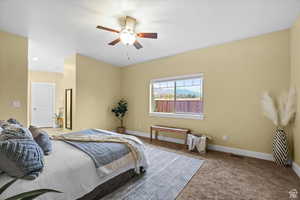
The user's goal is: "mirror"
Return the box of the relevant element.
[65,89,72,130]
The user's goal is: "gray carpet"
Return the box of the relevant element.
[101,146,204,200]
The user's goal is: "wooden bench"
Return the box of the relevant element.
[150,125,191,145]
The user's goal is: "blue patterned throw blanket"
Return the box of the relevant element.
[61,129,130,167]
[54,129,148,174]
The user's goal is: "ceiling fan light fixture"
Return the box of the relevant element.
[96,16,157,49]
[120,29,136,45]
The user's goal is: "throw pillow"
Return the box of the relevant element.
[7,118,23,126]
[0,139,44,180]
[29,125,41,138]
[34,132,52,155]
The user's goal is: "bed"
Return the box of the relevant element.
[0,129,148,200]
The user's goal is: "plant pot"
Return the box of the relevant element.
[57,118,64,128]
[117,127,126,134]
[272,128,290,166]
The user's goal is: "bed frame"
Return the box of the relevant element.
[78,168,144,200]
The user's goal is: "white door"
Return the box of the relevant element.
[31,82,55,127]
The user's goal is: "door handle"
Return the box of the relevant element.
[33,108,37,111]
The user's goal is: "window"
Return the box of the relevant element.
[150,74,203,119]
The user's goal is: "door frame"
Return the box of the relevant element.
[31,82,56,127]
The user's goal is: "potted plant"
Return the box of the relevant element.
[261,88,296,166]
[54,108,64,128]
[0,178,61,199]
[112,99,128,134]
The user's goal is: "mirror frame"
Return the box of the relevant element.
[65,88,73,130]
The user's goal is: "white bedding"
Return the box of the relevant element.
[0,140,137,200]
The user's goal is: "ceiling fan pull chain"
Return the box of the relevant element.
[126,51,130,61]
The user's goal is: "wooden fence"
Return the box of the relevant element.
[155,99,203,113]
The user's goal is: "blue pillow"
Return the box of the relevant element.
[0,126,2,175]
[0,139,44,180]
[0,120,9,128]
[0,124,32,140]
[34,132,52,155]
[0,126,2,174]
[7,118,23,126]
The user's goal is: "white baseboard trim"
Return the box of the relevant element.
[292,162,300,178]
[126,130,274,161]
[207,144,274,161]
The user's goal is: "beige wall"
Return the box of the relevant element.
[64,55,77,129]
[0,31,28,126]
[121,30,290,154]
[28,71,64,121]
[290,16,300,166]
[75,54,121,130]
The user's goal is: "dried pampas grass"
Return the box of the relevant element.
[278,87,297,127]
[261,92,278,126]
[261,88,297,127]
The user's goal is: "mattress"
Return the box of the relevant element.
[0,136,139,200]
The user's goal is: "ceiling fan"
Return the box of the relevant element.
[96,16,158,50]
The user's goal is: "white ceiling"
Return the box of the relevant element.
[0,0,300,72]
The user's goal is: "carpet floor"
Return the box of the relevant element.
[140,138,300,200]
[102,146,204,200]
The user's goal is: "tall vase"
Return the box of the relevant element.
[272,128,289,166]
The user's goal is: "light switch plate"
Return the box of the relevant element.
[12,100,21,108]
[222,135,229,141]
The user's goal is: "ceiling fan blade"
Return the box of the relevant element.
[137,33,158,39]
[96,25,120,33]
[133,40,143,49]
[108,38,121,45]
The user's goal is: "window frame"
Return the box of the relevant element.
[149,73,204,120]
